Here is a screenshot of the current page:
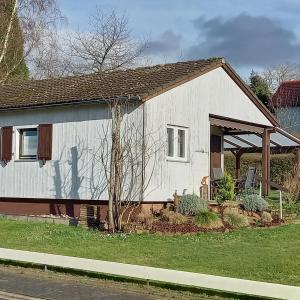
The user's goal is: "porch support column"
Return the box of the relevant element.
[235,151,243,179]
[262,128,271,196]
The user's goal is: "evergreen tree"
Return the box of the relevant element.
[0,0,29,83]
[249,70,272,107]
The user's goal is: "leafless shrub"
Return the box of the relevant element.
[263,63,300,93]
[284,164,300,203]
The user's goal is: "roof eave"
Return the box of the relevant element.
[0,95,142,111]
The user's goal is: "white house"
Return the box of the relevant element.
[0,58,299,218]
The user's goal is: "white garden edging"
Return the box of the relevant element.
[0,247,299,300]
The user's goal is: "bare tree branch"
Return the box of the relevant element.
[65,8,147,75]
[263,63,300,93]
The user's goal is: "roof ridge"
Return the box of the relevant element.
[0,57,224,88]
[280,80,300,85]
[0,57,225,110]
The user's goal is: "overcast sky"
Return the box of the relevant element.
[57,0,300,77]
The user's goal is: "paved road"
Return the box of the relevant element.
[0,268,154,300]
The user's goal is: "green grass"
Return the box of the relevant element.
[0,219,299,286]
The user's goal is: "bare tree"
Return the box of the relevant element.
[65,8,147,75]
[262,63,300,93]
[91,100,161,232]
[0,0,63,83]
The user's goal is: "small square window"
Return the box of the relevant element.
[19,128,38,159]
[167,125,188,161]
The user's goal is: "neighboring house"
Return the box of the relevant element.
[269,80,300,134]
[0,58,299,218]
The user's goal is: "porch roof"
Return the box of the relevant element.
[224,127,300,154]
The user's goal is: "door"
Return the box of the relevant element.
[210,134,222,179]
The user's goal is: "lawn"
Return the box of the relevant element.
[0,219,299,286]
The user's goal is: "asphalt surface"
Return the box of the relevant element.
[0,268,154,300]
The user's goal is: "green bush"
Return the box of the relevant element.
[224,211,249,228]
[178,194,207,216]
[283,202,300,216]
[215,172,235,204]
[195,210,222,228]
[241,194,269,212]
[224,153,295,185]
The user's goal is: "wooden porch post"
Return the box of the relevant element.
[262,128,270,196]
[235,151,243,179]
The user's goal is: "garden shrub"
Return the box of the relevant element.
[215,172,235,204]
[224,210,249,228]
[136,211,155,228]
[160,209,187,225]
[195,210,222,229]
[283,164,300,203]
[261,211,273,223]
[283,201,300,216]
[241,193,269,212]
[178,194,207,215]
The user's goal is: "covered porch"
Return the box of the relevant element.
[209,114,300,197]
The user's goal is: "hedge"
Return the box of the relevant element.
[224,153,295,185]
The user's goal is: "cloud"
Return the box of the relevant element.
[144,30,182,56]
[186,14,300,68]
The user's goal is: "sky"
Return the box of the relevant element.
[57,0,300,78]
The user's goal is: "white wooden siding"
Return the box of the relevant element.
[0,104,143,200]
[143,67,272,201]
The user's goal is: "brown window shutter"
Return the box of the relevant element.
[37,124,53,161]
[0,127,13,162]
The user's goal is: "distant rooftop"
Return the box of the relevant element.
[270,80,300,108]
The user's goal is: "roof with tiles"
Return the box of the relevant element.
[270,80,300,108]
[0,58,223,110]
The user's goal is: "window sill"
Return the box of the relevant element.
[14,159,39,162]
[166,158,190,163]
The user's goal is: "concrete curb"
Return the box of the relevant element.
[0,247,299,299]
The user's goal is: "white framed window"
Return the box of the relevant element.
[166,125,189,161]
[15,126,38,160]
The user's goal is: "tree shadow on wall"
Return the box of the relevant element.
[51,137,107,218]
[51,146,83,217]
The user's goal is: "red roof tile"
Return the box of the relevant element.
[270,81,300,108]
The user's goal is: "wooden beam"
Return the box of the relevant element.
[256,176,289,193]
[262,129,270,196]
[235,151,244,179]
